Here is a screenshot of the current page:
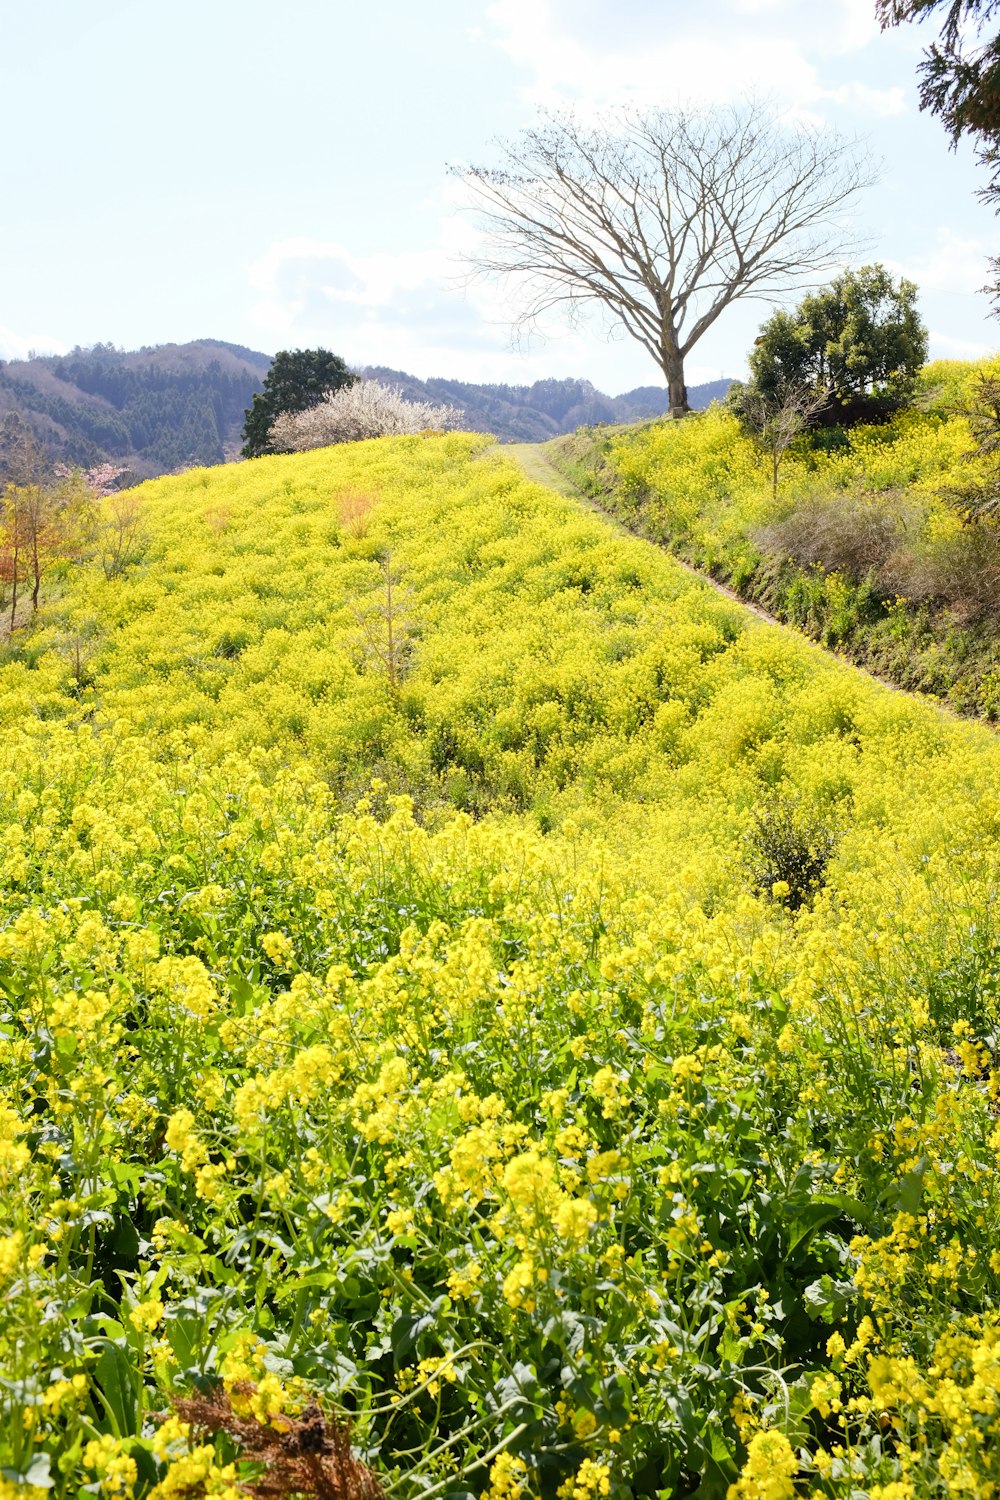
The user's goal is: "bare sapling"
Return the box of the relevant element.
[0,486,24,632]
[735,383,832,499]
[349,552,414,692]
[98,493,149,579]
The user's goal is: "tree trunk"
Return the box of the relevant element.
[661,344,690,419]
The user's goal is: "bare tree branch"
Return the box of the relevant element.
[452,101,875,416]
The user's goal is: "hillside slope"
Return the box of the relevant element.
[2,436,1000,1497]
[545,359,1000,721]
[0,339,270,477]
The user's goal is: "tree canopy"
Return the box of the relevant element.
[735,265,928,425]
[878,1,1000,303]
[241,349,357,459]
[877,1,1000,200]
[455,102,872,417]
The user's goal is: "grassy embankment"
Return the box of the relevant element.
[546,359,1000,719]
[2,432,1000,1498]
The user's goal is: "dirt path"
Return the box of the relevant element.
[506,441,777,625]
[505,440,976,723]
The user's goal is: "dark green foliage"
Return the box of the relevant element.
[877,2,1000,196]
[743,795,837,911]
[241,349,357,459]
[741,265,928,424]
[878,3,1000,307]
[0,413,46,487]
[0,342,266,475]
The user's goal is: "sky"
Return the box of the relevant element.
[2,0,998,393]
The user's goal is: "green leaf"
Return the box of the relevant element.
[802,1275,856,1323]
[93,1340,139,1437]
[783,1201,844,1255]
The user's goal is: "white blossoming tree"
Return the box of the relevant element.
[269,381,464,451]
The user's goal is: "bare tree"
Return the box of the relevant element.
[349,553,415,693]
[97,492,149,580]
[0,473,92,626]
[730,382,832,499]
[454,102,873,417]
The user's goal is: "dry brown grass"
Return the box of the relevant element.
[754,491,910,578]
[203,505,232,535]
[169,1384,382,1500]
[338,488,377,541]
[755,489,1000,625]
[892,524,1000,623]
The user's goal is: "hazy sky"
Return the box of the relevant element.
[3,0,997,391]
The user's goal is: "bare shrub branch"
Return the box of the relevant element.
[754,492,910,577]
[97,493,149,580]
[731,382,832,497]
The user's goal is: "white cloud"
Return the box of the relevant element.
[484,0,899,115]
[244,226,609,383]
[929,330,997,360]
[888,228,994,297]
[832,0,881,53]
[485,0,820,111]
[0,326,68,361]
[825,80,906,117]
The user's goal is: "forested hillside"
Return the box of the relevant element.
[359,366,732,441]
[0,342,730,480]
[0,341,269,479]
[3,432,1000,1497]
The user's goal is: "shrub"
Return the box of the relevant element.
[753,492,909,580]
[270,381,464,450]
[743,794,837,910]
[893,520,1000,623]
[743,264,928,425]
[242,348,357,459]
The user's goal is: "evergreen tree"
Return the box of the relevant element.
[877,2,1000,307]
[733,265,928,425]
[241,349,357,459]
[877,2,1000,202]
[0,414,46,487]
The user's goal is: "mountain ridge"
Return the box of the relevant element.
[0,340,732,480]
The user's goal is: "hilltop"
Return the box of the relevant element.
[0,339,731,479]
[2,431,1000,1495]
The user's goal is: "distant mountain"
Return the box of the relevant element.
[359,367,733,442]
[0,340,270,480]
[0,341,732,481]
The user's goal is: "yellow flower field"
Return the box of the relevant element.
[585,358,1000,718]
[2,432,1000,1497]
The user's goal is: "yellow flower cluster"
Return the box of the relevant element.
[2,422,1000,1495]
